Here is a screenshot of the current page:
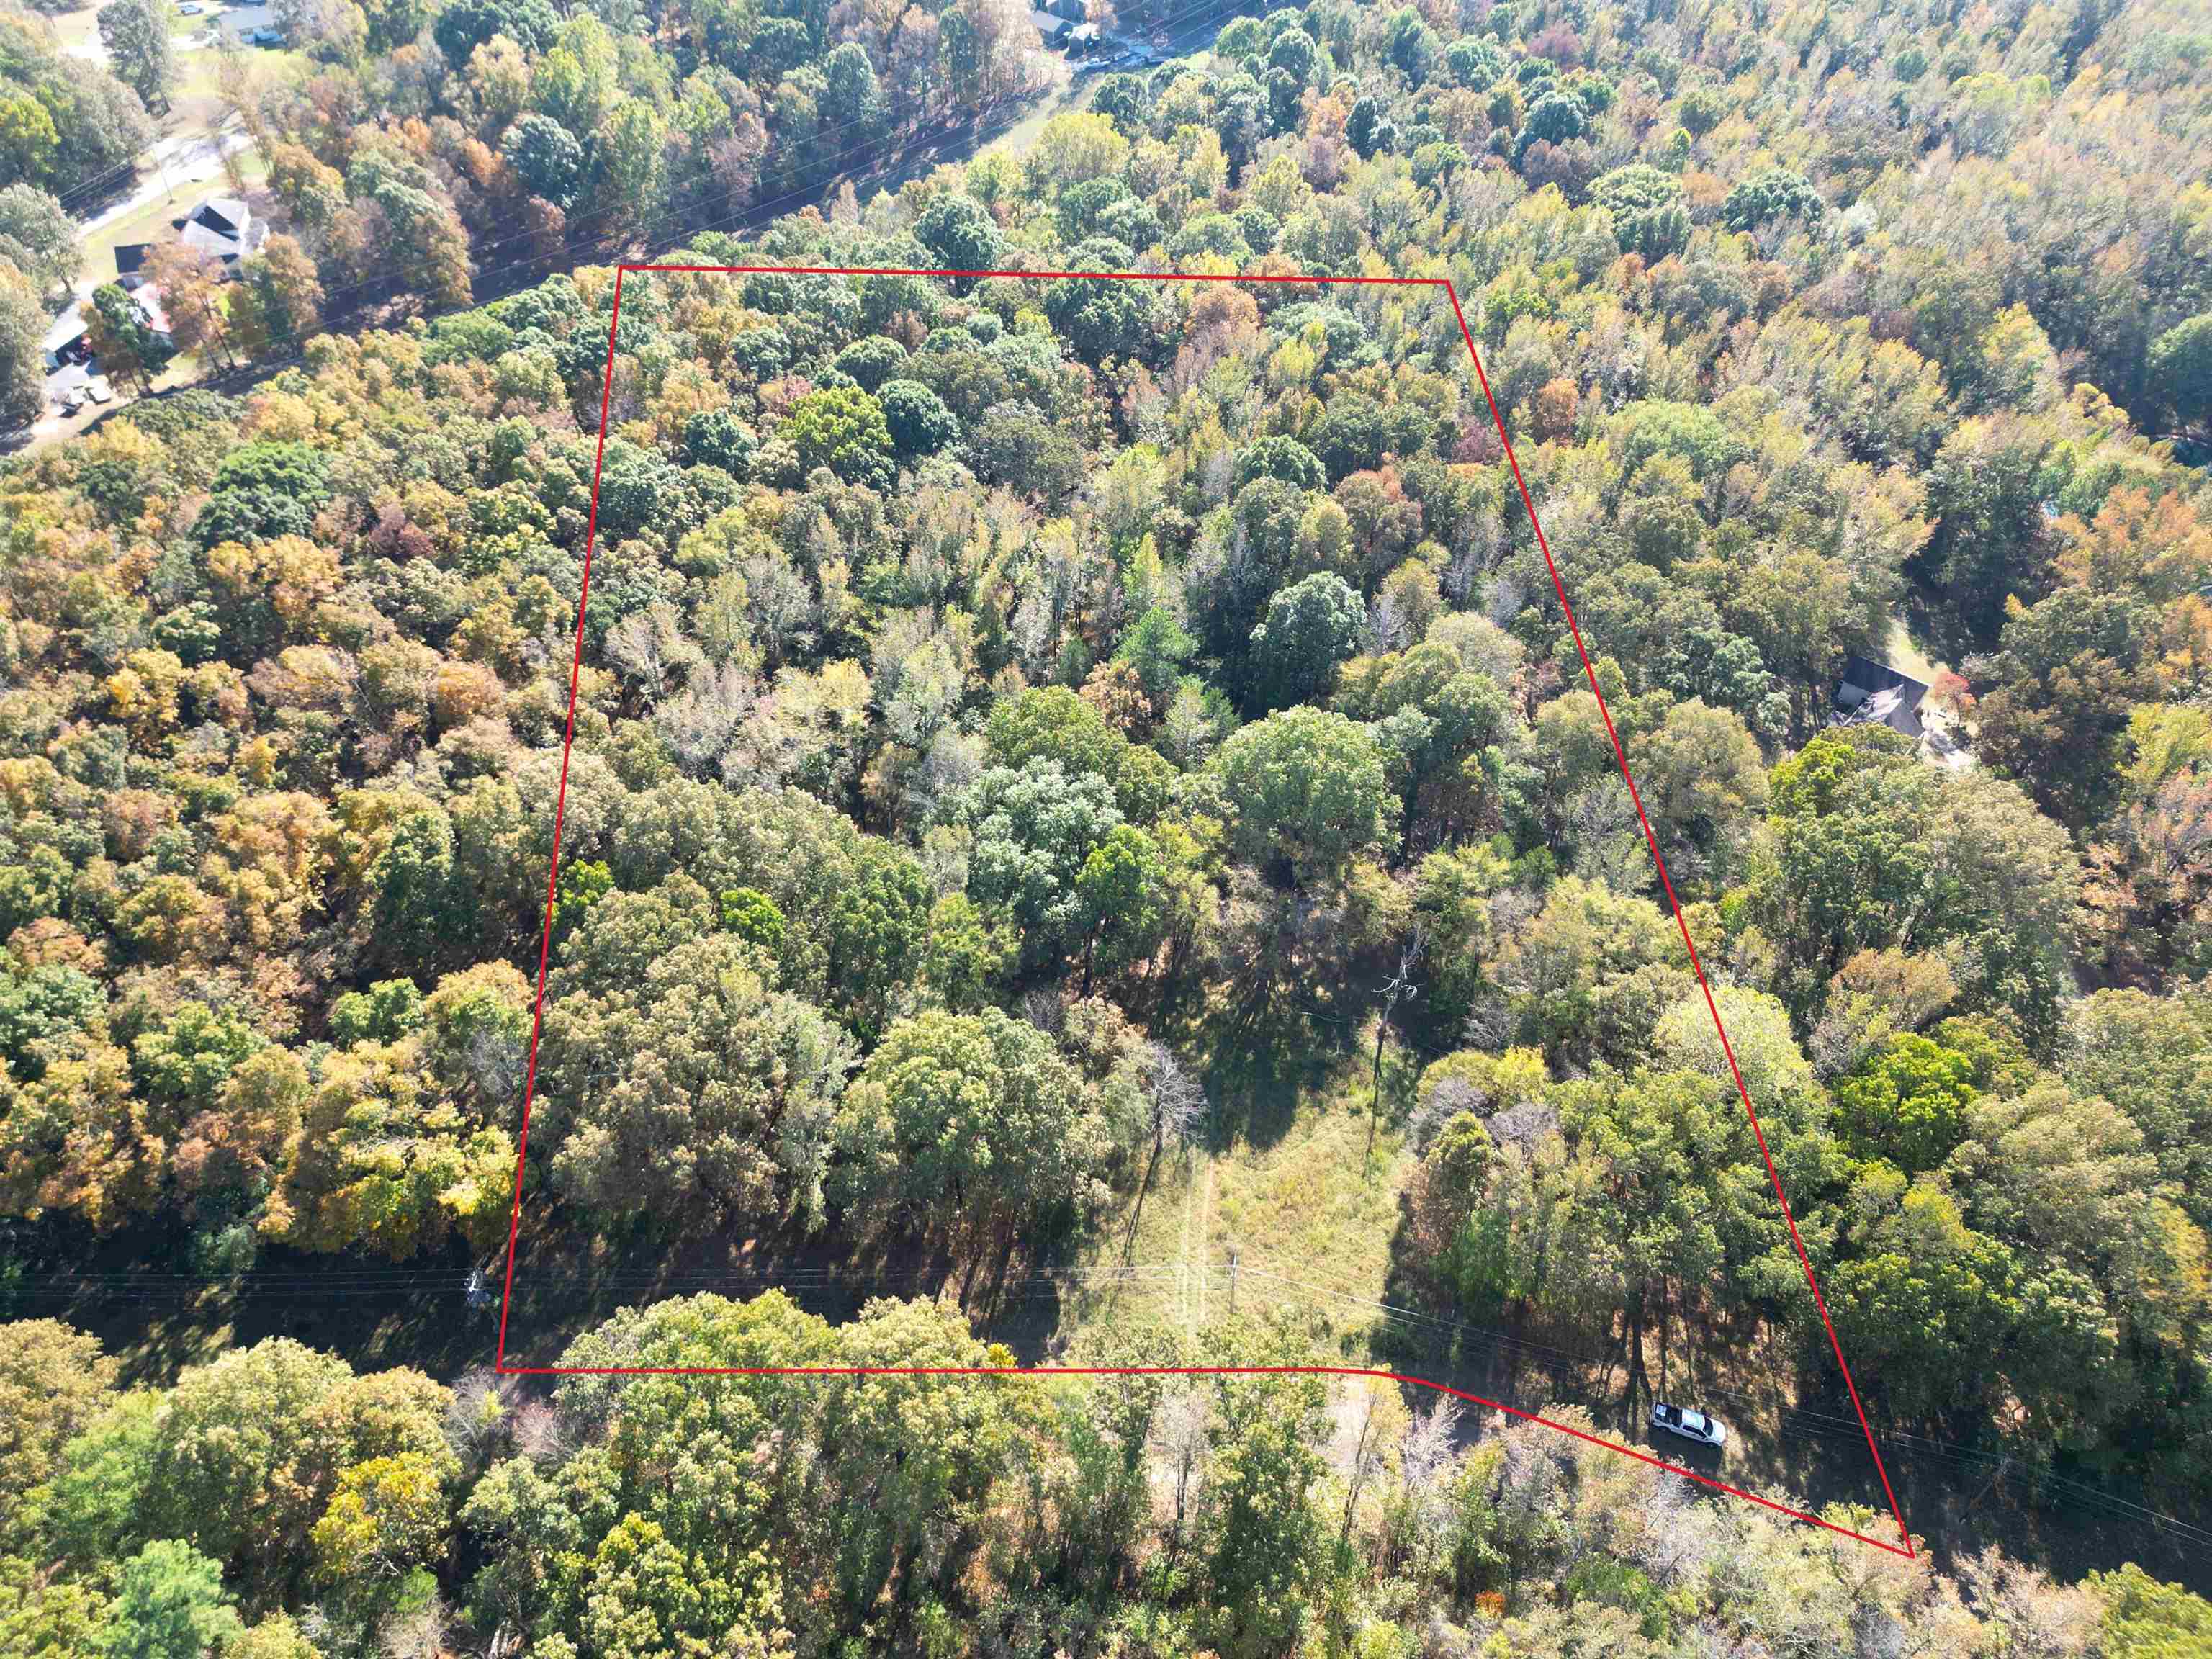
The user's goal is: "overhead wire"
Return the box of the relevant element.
[17,1242,2206,1545]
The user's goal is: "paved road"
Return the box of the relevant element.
[77,125,252,241]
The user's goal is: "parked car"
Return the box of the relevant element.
[56,387,87,415]
[1650,1401,1727,1450]
[243,24,284,44]
[178,4,204,14]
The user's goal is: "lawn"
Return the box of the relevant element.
[73,145,269,294]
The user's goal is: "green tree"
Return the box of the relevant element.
[0,184,76,300]
[876,377,959,457]
[84,283,172,394]
[2146,313,2212,435]
[914,191,1001,276]
[96,0,174,112]
[1833,1033,1978,1174]
[0,1319,117,1523]
[500,111,585,207]
[1557,1069,1741,1399]
[1075,822,1166,988]
[784,384,894,488]
[825,838,932,1036]
[719,886,788,954]
[1826,1171,2018,1421]
[1202,1372,1328,1659]
[536,932,855,1228]
[1249,572,1363,711]
[832,1007,1102,1277]
[0,262,42,429]
[141,1339,451,1596]
[1974,586,2159,829]
[224,1615,323,1659]
[1210,706,1394,883]
[1720,166,1824,230]
[2092,1564,2212,1658]
[103,1541,241,1659]
[1044,238,1154,363]
[1590,163,1690,260]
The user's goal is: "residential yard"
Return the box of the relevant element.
[72,147,269,295]
[1886,614,1950,687]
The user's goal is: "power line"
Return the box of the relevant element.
[17,1241,2203,1546]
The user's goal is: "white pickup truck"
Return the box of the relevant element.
[1651,1400,1727,1450]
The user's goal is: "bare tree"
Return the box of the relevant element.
[444,1364,520,1462]
[604,599,703,702]
[1145,1042,1208,1158]
[1407,1074,1486,1154]
[1122,1042,1207,1259]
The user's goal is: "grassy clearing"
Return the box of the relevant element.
[1063,1050,1412,1365]
[50,4,101,55]
[77,189,182,290]
[1886,614,1951,685]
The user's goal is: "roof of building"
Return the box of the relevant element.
[1030,9,1071,32]
[1833,657,1930,739]
[43,301,87,356]
[1853,685,1924,737]
[1838,655,1928,706]
[172,197,248,239]
[115,243,151,276]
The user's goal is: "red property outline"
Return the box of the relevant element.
[491,262,1917,1560]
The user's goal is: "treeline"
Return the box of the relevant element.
[4,1305,2210,1655]
[0,9,153,200]
[231,0,1061,315]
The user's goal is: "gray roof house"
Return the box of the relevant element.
[1834,655,1928,740]
[170,197,264,269]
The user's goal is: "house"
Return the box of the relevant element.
[1030,7,1071,42]
[1066,21,1102,50]
[169,197,264,270]
[114,243,153,287]
[1043,0,1087,21]
[1833,655,1928,741]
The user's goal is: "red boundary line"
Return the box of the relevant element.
[490,261,1917,1560]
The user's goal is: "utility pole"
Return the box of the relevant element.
[1226,1246,1238,1313]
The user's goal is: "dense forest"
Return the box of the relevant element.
[6,0,2212,1650]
